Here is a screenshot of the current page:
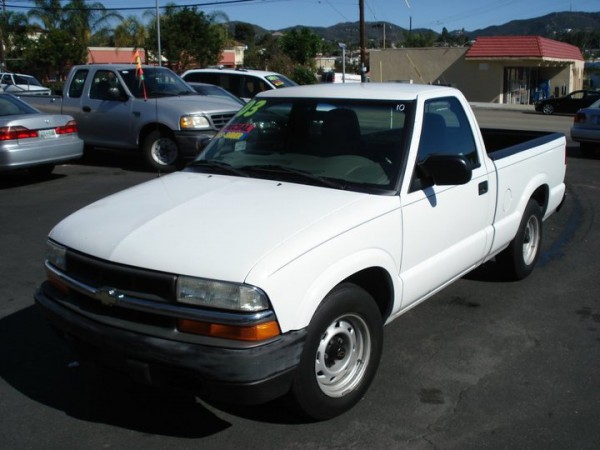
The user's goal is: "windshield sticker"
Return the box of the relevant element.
[266,75,285,87]
[237,99,267,118]
[220,123,255,140]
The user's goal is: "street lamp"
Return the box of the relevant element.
[338,42,346,83]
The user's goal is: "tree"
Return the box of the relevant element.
[279,28,321,66]
[146,5,226,72]
[1,10,30,71]
[114,16,148,49]
[234,22,256,48]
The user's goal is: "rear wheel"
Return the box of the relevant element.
[542,104,554,115]
[496,199,543,280]
[143,130,180,172]
[288,283,383,420]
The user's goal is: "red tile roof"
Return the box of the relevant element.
[465,36,583,61]
[87,47,145,64]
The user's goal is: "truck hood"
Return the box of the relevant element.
[49,172,398,282]
[155,94,241,114]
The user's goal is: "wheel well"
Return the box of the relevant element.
[138,124,173,148]
[531,184,549,215]
[345,267,394,321]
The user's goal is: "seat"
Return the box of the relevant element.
[320,108,363,156]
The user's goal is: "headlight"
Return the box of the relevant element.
[46,240,67,271]
[176,276,269,312]
[180,114,210,130]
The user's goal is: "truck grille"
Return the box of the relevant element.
[65,249,176,302]
[210,113,235,129]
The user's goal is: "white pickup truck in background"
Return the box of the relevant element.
[19,64,241,171]
[35,83,566,420]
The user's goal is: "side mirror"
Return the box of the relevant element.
[418,154,472,186]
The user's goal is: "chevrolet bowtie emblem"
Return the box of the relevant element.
[95,287,122,306]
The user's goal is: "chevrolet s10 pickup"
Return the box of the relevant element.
[35,83,566,420]
[20,64,240,171]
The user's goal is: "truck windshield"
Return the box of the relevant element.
[190,98,414,193]
[119,67,195,98]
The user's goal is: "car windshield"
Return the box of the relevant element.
[14,75,43,87]
[119,67,194,98]
[188,97,414,193]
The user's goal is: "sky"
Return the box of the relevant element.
[8,0,599,33]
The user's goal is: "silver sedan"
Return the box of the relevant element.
[571,98,600,157]
[0,93,83,176]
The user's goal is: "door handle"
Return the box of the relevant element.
[82,106,91,112]
[478,181,488,195]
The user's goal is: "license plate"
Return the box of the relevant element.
[38,128,57,139]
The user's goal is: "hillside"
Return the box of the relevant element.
[230,11,600,46]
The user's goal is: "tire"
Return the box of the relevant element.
[288,282,383,420]
[143,129,180,172]
[542,104,554,115]
[496,199,543,280]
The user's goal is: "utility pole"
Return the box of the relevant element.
[359,0,366,81]
[0,0,5,72]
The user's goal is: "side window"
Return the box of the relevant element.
[412,96,478,191]
[417,97,478,165]
[68,69,88,98]
[89,70,120,100]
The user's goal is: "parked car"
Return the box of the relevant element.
[186,82,245,106]
[0,73,52,95]
[181,68,297,102]
[535,89,600,115]
[0,93,83,176]
[571,98,600,156]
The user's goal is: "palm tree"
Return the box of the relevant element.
[114,16,148,49]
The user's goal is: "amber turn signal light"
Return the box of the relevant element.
[177,319,281,341]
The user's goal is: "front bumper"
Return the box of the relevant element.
[35,281,306,404]
[173,131,216,159]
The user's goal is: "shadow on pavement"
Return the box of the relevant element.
[0,305,307,433]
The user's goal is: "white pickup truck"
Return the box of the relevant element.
[35,83,566,420]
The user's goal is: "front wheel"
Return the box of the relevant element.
[496,199,543,280]
[143,129,180,172]
[288,283,383,420]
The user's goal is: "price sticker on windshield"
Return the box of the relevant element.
[236,99,267,118]
[220,123,255,140]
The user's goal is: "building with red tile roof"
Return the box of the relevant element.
[370,35,586,104]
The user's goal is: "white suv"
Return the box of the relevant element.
[0,73,52,95]
[181,68,296,102]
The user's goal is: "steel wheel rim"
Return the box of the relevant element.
[151,138,178,166]
[522,214,540,265]
[314,313,371,398]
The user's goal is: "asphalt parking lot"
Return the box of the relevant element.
[1,108,599,449]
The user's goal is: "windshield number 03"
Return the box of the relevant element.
[238,99,267,118]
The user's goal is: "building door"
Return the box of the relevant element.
[503,67,540,105]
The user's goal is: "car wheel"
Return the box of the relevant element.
[542,104,554,115]
[496,199,543,280]
[288,282,383,420]
[143,129,180,172]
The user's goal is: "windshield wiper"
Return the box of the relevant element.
[241,165,347,190]
[186,160,249,177]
